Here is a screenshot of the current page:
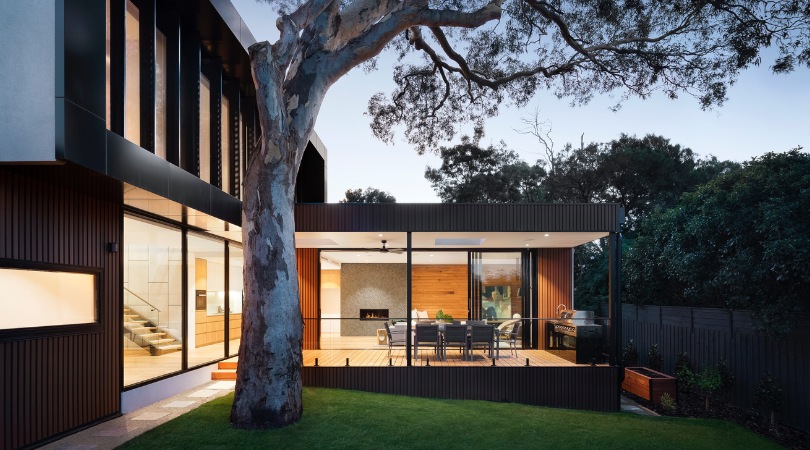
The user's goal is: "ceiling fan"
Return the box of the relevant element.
[378,240,404,254]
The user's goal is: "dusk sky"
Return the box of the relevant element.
[232,0,810,203]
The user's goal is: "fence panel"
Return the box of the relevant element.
[622,305,809,433]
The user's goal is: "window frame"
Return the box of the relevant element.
[0,259,103,341]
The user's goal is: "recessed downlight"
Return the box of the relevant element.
[544,233,550,237]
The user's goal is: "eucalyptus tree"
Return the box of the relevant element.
[234,0,810,429]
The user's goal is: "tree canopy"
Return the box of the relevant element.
[340,187,397,203]
[424,135,545,202]
[236,0,810,429]
[624,149,810,336]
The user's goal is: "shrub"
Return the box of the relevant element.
[659,392,677,414]
[648,344,662,371]
[697,365,723,411]
[622,339,639,366]
[435,310,453,323]
[675,352,695,393]
[754,372,783,427]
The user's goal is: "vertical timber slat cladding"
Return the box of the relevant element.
[537,249,573,347]
[412,265,468,320]
[0,166,121,450]
[297,248,320,350]
[301,366,619,411]
[622,304,810,433]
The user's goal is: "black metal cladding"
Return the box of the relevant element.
[295,203,624,233]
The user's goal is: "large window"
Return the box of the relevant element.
[123,216,182,386]
[187,233,226,367]
[0,266,96,330]
[199,74,211,183]
[155,28,168,159]
[228,245,243,356]
[124,0,140,145]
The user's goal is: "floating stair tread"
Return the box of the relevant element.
[212,370,237,380]
[126,319,148,324]
[148,338,176,344]
[155,344,182,351]
[218,361,238,370]
[138,332,166,338]
[128,327,156,332]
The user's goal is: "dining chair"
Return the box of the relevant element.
[506,321,521,357]
[414,324,440,361]
[443,324,468,361]
[470,324,494,360]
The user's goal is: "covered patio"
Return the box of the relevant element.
[291,203,624,411]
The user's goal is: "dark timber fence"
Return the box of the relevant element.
[609,303,810,432]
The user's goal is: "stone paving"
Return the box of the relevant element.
[41,381,654,449]
[40,380,236,450]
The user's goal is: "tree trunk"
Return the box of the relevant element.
[230,144,303,428]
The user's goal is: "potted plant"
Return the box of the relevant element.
[435,309,453,323]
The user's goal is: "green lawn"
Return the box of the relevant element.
[119,388,777,449]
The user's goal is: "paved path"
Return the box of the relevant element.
[41,380,236,450]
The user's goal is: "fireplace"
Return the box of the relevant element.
[360,309,389,320]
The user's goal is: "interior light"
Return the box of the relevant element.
[378,233,383,237]
[544,233,550,237]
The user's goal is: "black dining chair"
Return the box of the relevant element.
[414,324,440,361]
[470,324,494,360]
[384,322,405,357]
[443,324,468,361]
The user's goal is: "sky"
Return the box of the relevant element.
[231,0,810,203]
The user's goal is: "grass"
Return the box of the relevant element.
[119,388,778,450]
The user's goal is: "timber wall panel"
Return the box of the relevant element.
[412,265,467,320]
[297,248,319,350]
[302,366,620,412]
[622,304,810,433]
[537,249,573,347]
[0,166,121,450]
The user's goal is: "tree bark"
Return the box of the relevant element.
[230,148,303,428]
[229,40,309,428]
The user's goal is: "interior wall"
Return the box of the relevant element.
[340,263,406,336]
[412,264,468,320]
[320,269,341,334]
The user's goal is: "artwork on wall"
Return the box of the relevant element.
[481,285,511,320]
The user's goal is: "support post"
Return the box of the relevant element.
[406,231,412,366]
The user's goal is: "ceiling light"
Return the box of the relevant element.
[378,233,383,237]
[544,233,550,237]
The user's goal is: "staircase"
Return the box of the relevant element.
[123,306,182,356]
[211,359,238,380]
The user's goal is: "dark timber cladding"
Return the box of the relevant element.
[295,203,623,232]
[0,165,122,450]
[302,366,620,412]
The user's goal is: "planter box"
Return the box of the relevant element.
[622,367,677,404]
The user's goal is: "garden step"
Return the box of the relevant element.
[218,360,238,370]
[211,369,236,380]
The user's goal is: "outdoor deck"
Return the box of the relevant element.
[307,334,578,367]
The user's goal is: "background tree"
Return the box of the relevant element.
[236,0,810,429]
[624,149,810,336]
[424,135,545,203]
[340,187,397,203]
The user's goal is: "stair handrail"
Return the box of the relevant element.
[123,287,162,312]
